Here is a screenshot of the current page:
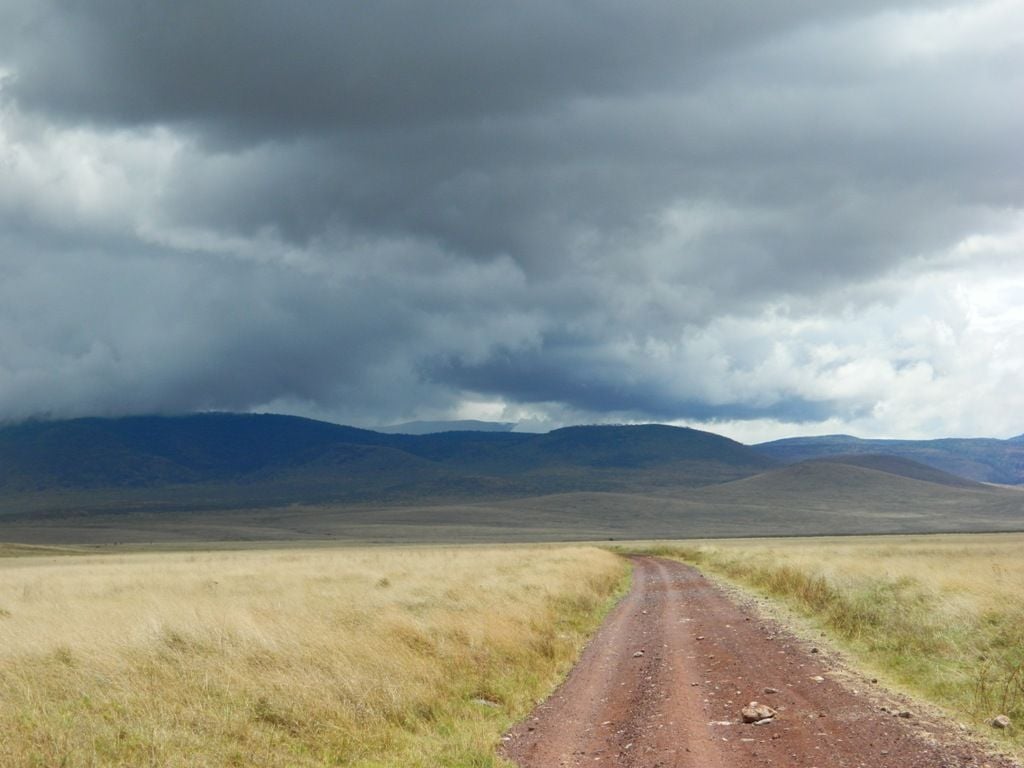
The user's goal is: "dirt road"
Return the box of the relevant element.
[502,556,1019,768]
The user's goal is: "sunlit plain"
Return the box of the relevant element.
[0,544,626,767]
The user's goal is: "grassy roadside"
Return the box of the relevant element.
[0,544,629,767]
[626,534,1024,753]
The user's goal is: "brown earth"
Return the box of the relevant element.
[502,556,1020,768]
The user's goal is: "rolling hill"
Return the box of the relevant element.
[2,457,1020,546]
[440,457,1024,539]
[754,434,1024,485]
[800,454,985,488]
[1,414,1021,546]
[0,413,774,514]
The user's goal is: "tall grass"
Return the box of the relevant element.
[0,544,627,767]
[636,534,1024,749]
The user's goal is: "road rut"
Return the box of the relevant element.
[502,556,1020,768]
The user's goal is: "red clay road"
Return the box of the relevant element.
[502,556,1020,768]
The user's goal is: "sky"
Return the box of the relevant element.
[1,1,1023,443]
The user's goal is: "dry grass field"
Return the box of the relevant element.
[637,533,1024,751]
[0,544,627,767]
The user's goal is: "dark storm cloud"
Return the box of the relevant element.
[428,346,844,424]
[0,235,431,418]
[4,1,903,136]
[1,0,1022,432]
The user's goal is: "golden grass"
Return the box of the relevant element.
[0,544,628,767]
[634,533,1024,750]
[0,542,88,558]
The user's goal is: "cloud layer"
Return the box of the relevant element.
[2,0,1023,439]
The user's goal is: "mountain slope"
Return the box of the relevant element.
[4,415,1020,544]
[667,459,1024,535]
[0,414,774,514]
[0,414,390,491]
[804,454,984,489]
[5,462,1021,546]
[755,434,1024,485]
[504,424,776,471]
[698,460,966,501]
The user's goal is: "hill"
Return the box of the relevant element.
[463,460,1023,539]
[802,454,984,489]
[755,434,1024,485]
[2,415,1021,546]
[0,414,774,515]
[377,419,517,434]
[0,414,389,490]
[684,460,1023,532]
[2,459,1020,546]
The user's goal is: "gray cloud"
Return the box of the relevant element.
[1,1,1022,437]
[4,1,905,135]
[427,343,847,423]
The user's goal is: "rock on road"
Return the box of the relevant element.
[502,556,1020,768]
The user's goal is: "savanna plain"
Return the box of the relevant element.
[0,544,627,767]
[1,533,1022,766]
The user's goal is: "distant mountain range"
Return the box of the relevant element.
[0,414,1021,544]
[0,413,774,514]
[755,434,1024,485]
[377,419,517,434]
